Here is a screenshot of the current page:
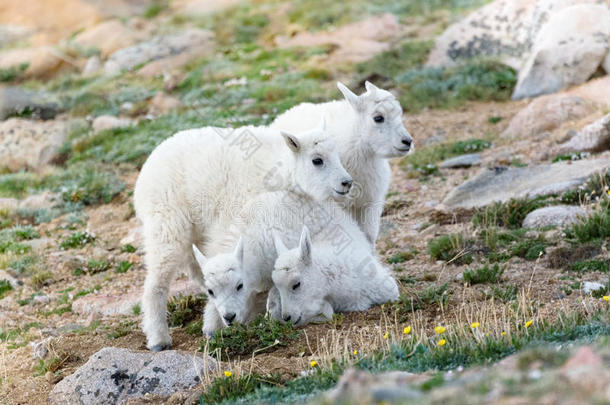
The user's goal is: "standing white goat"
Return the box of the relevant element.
[269,225,399,326]
[135,123,352,351]
[272,81,413,246]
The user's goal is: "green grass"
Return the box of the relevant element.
[560,170,609,205]
[395,60,517,112]
[463,263,505,284]
[0,280,13,299]
[395,283,450,318]
[0,63,28,82]
[167,294,206,328]
[401,138,491,179]
[428,233,473,265]
[143,1,167,18]
[387,250,417,264]
[201,373,283,404]
[473,196,550,229]
[206,311,610,405]
[570,260,609,273]
[565,200,610,244]
[206,314,300,360]
[510,237,547,261]
[356,40,433,82]
[115,260,133,273]
[59,231,95,250]
[84,259,111,274]
[488,284,518,303]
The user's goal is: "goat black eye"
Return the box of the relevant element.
[292,282,301,291]
[374,115,384,123]
[312,158,323,166]
[236,283,243,291]
[208,289,214,296]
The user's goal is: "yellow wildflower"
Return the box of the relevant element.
[437,339,446,347]
[471,322,480,329]
[224,371,232,377]
[525,320,533,328]
[310,360,318,368]
[434,326,446,335]
[501,331,506,336]
[403,326,412,335]
[353,350,358,355]
[603,296,609,302]
[383,332,389,339]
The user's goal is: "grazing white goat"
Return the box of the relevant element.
[269,226,399,326]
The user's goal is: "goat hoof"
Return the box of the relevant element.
[150,343,170,352]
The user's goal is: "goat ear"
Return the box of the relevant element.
[364,81,379,97]
[272,230,288,255]
[192,244,207,270]
[299,225,312,264]
[233,236,244,265]
[318,115,327,131]
[337,82,361,110]
[280,131,301,153]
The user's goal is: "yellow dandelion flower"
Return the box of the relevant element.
[485,332,490,337]
[434,326,446,335]
[603,296,609,302]
[310,360,318,368]
[383,332,389,339]
[437,339,446,347]
[525,320,533,328]
[403,326,412,335]
[353,350,358,355]
[224,371,232,377]
[471,322,480,329]
[501,331,506,336]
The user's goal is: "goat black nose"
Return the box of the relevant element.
[223,312,236,323]
[402,138,412,147]
[283,315,291,322]
[342,179,353,188]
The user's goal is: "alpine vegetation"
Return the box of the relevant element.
[268,226,399,326]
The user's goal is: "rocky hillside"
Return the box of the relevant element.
[0,0,609,404]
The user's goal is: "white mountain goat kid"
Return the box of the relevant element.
[269,225,399,326]
[135,122,352,351]
[190,136,364,335]
[272,81,413,246]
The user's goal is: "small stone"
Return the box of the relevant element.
[440,154,481,169]
[522,206,586,228]
[33,295,51,304]
[0,118,68,171]
[582,281,605,294]
[82,56,102,76]
[92,115,132,134]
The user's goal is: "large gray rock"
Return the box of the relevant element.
[325,368,426,404]
[559,114,610,153]
[104,29,213,75]
[441,158,610,208]
[501,94,595,138]
[522,205,586,228]
[0,118,69,171]
[440,153,481,169]
[427,0,604,69]
[513,4,610,99]
[48,347,217,405]
[0,86,60,120]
